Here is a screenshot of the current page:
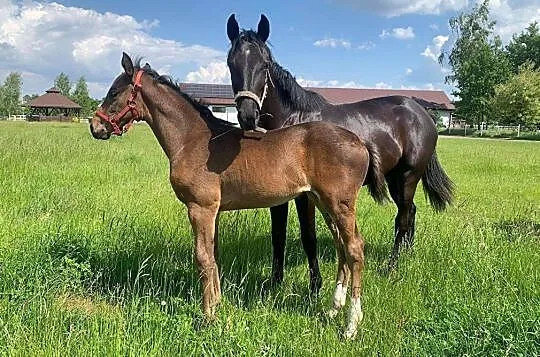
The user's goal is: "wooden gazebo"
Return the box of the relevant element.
[27,87,81,121]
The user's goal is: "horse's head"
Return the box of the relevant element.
[90,53,147,140]
[226,14,272,130]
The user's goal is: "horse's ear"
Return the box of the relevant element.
[257,14,270,42]
[121,52,134,76]
[227,14,239,42]
[143,63,151,71]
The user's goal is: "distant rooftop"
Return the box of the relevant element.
[28,87,81,109]
[180,83,455,111]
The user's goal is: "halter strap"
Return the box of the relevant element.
[95,69,144,136]
[233,69,271,110]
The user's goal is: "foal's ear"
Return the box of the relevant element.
[121,52,134,77]
[257,14,270,42]
[227,14,239,42]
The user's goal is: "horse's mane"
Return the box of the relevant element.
[229,30,328,112]
[135,59,236,130]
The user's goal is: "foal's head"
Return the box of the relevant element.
[226,14,272,130]
[90,53,147,140]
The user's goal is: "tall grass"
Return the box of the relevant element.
[0,122,538,355]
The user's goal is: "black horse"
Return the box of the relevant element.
[226,14,454,292]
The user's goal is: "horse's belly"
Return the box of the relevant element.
[219,183,310,211]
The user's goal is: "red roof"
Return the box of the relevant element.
[180,83,455,111]
[28,87,81,109]
[308,87,455,110]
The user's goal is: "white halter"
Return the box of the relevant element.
[234,69,272,109]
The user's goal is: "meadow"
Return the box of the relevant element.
[0,121,538,356]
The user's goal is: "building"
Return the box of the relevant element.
[180,83,455,126]
[26,87,81,121]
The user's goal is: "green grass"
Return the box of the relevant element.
[0,122,539,356]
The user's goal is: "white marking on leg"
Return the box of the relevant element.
[327,281,348,318]
[344,297,363,340]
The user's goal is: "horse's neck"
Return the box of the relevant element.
[262,66,324,129]
[142,85,209,160]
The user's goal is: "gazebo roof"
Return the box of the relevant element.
[28,87,81,109]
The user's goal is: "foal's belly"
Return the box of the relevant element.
[219,177,310,211]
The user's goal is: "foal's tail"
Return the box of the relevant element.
[364,142,389,204]
[421,151,455,211]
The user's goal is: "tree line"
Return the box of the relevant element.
[0,73,100,118]
[441,0,540,129]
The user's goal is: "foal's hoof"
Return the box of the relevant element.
[326,308,340,319]
[343,328,358,340]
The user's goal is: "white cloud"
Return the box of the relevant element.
[185,61,230,84]
[334,0,469,17]
[489,0,540,42]
[421,35,449,62]
[357,41,376,50]
[313,37,352,49]
[0,1,225,97]
[296,77,365,88]
[380,26,415,40]
[405,68,413,75]
[375,82,393,89]
[429,24,440,31]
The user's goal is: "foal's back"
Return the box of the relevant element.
[215,122,369,211]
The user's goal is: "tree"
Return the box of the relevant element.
[54,72,71,97]
[439,0,512,128]
[506,22,540,72]
[0,72,23,117]
[23,94,39,104]
[490,63,540,128]
[71,76,96,117]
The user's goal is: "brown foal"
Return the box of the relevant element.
[90,53,388,339]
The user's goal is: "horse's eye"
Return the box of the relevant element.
[109,88,117,98]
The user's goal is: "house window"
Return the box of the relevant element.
[212,106,226,113]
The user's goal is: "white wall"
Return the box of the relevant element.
[209,105,238,125]
[436,110,451,127]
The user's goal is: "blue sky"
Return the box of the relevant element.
[1,0,538,98]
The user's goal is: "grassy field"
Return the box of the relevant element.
[0,121,539,356]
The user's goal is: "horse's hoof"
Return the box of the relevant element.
[326,308,340,319]
[343,328,358,340]
[309,275,323,295]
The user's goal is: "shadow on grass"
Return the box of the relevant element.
[493,218,540,242]
[45,217,395,316]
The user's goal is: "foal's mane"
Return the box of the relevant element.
[135,59,236,131]
[229,30,328,112]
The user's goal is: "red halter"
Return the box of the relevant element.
[96,70,144,136]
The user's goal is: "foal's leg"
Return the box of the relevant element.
[270,203,288,285]
[387,170,421,269]
[343,222,365,340]
[295,194,322,293]
[213,213,221,304]
[188,203,220,318]
[319,210,349,318]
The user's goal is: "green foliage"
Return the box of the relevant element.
[440,0,512,126]
[0,122,539,355]
[506,22,540,72]
[490,63,540,127]
[72,77,99,117]
[54,72,72,97]
[0,72,23,116]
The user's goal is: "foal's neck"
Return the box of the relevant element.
[141,80,211,160]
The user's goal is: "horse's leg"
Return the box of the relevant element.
[342,222,365,340]
[387,170,421,269]
[317,209,349,318]
[294,194,322,294]
[270,203,288,285]
[323,198,364,339]
[188,203,220,318]
[213,213,221,304]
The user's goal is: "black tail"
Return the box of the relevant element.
[422,151,454,211]
[364,142,389,204]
